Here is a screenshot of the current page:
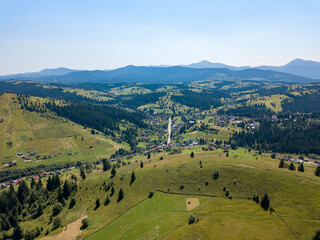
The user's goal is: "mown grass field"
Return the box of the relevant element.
[0,94,122,168]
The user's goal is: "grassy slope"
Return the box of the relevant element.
[0,94,122,168]
[67,149,320,240]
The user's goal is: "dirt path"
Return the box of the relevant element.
[0,95,12,135]
[41,215,88,240]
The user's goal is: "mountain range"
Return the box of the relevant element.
[0,59,319,84]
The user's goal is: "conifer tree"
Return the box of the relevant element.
[31,178,36,189]
[17,180,30,204]
[260,193,270,211]
[117,188,124,202]
[147,152,151,159]
[80,166,86,180]
[110,186,115,196]
[130,171,136,185]
[312,230,320,240]
[315,166,320,177]
[63,180,72,199]
[104,196,110,206]
[298,163,305,172]
[190,152,194,158]
[111,165,117,177]
[289,162,296,171]
[37,178,42,190]
[278,159,285,168]
[13,224,24,240]
[102,159,111,171]
[140,161,144,168]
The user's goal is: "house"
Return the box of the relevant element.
[14,179,22,185]
[30,151,37,156]
[40,171,47,177]
[33,176,39,180]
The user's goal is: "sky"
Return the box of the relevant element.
[1,0,320,74]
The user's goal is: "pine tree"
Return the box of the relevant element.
[255,195,260,204]
[63,180,72,199]
[117,188,124,202]
[278,159,285,168]
[147,152,151,159]
[17,180,30,204]
[13,224,24,239]
[8,184,20,210]
[315,166,320,177]
[298,163,305,172]
[260,193,270,211]
[31,178,36,189]
[312,230,320,240]
[130,171,136,185]
[190,152,194,158]
[36,178,42,190]
[95,198,100,210]
[104,196,110,206]
[37,203,43,217]
[111,165,117,177]
[102,159,111,171]
[289,162,296,171]
[80,166,86,180]
[110,186,115,197]
[140,161,144,168]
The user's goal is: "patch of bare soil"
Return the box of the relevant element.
[41,215,87,240]
[186,198,199,211]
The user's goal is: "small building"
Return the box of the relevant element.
[30,151,37,156]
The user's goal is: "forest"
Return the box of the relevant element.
[232,119,320,155]
[171,90,225,110]
[218,103,275,118]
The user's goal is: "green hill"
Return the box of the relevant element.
[0,93,123,170]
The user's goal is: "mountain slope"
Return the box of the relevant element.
[184,60,249,71]
[257,58,320,79]
[11,66,314,84]
[0,67,78,80]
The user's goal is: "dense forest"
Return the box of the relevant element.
[46,101,145,133]
[171,90,225,110]
[121,92,166,108]
[218,103,274,118]
[282,92,320,113]
[232,119,320,155]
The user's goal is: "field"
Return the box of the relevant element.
[249,94,290,113]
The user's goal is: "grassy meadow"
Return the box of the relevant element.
[27,148,320,240]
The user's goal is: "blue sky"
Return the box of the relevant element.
[1,0,320,74]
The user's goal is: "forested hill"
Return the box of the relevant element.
[232,120,320,155]
[45,102,146,135]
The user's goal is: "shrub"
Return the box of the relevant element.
[52,202,63,216]
[188,215,199,224]
[148,191,154,198]
[52,217,62,230]
[95,198,100,210]
[69,197,76,209]
[81,218,89,230]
